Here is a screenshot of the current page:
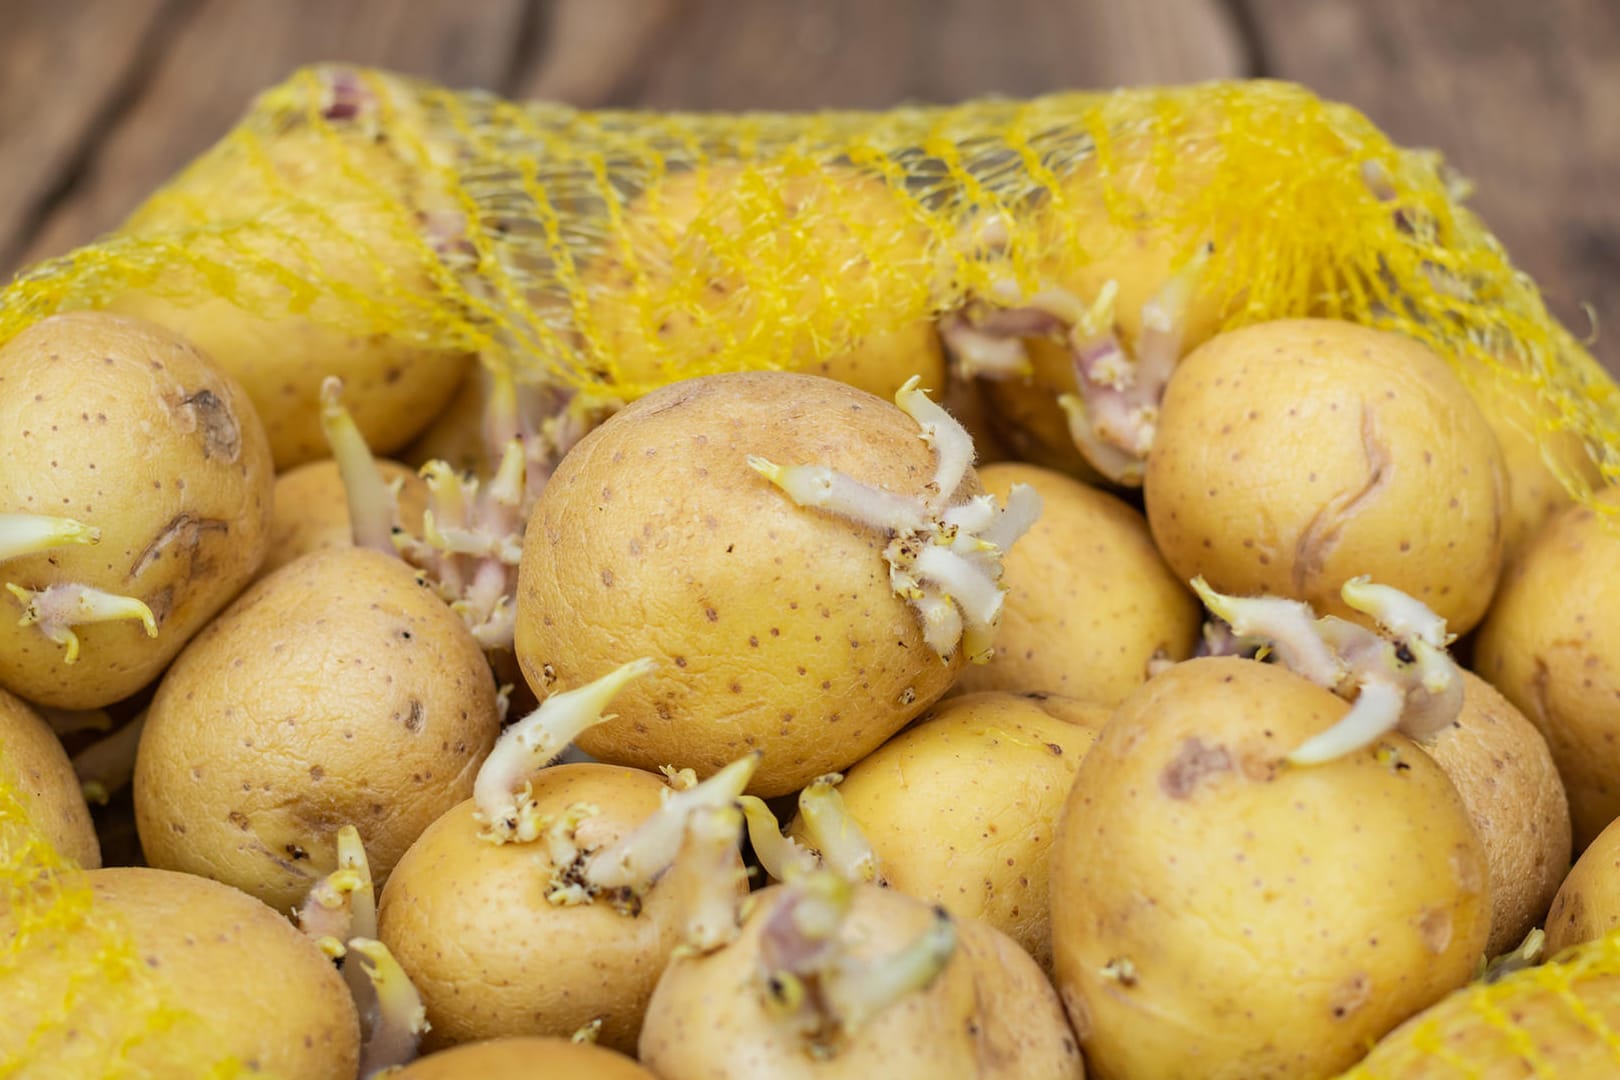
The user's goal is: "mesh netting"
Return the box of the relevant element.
[1,63,1616,1074]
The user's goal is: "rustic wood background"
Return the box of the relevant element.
[0,0,1614,369]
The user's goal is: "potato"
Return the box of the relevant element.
[395,1037,656,1079]
[0,686,99,870]
[954,462,1200,704]
[134,546,500,913]
[1050,656,1490,1079]
[0,866,357,1077]
[1145,319,1507,634]
[0,312,274,708]
[639,880,1083,1079]
[1423,670,1571,956]
[1475,486,1620,850]
[261,457,429,578]
[583,165,946,402]
[517,371,1017,796]
[796,691,1102,971]
[378,764,746,1054]
[1544,815,1620,955]
[107,125,473,469]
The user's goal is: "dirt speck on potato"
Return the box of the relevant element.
[1329,973,1372,1019]
[1160,737,1233,798]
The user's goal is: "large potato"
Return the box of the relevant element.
[516,371,977,796]
[134,547,500,913]
[1050,656,1490,1080]
[1145,319,1506,634]
[0,686,99,870]
[0,866,357,1078]
[1422,670,1571,957]
[0,312,274,708]
[799,690,1103,971]
[954,462,1199,704]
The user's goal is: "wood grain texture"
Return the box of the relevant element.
[1245,0,1620,369]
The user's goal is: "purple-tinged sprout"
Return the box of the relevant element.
[475,658,656,844]
[349,937,429,1078]
[1134,243,1214,413]
[822,904,955,1036]
[583,752,761,895]
[1189,576,1345,689]
[0,513,100,563]
[666,802,748,957]
[5,582,157,665]
[938,313,1036,380]
[72,712,145,807]
[320,377,401,556]
[296,865,366,956]
[796,775,883,886]
[738,795,820,884]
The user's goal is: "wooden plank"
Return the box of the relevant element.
[514,0,1248,110]
[0,0,175,269]
[15,0,532,269]
[1245,0,1620,372]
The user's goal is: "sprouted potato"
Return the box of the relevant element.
[261,456,429,578]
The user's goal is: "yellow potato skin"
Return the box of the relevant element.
[0,866,358,1078]
[1475,487,1620,851]
[801,691,1102,972]
[377,765,742,1054]
[261,457,429,578]
[516,371,970,797]
[1145,319,1506,633]
[1422,670,1571,957]
[107,131,473,469]
[0,687,100,870]
[955,463,1200,704]
[638,883,1084,1080]
[1050,657,1490,1080]
[583,165,946,403]
[395,1037,657,1079]
[0,312,274,708]
[134,547,499,914]
[1544,816,1620,956]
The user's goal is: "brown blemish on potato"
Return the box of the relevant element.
[1417,907,1453,954]
[1292,402,1392,595]
[177,388,243,462]
[1160,737,1233,798]
[130,512,230,578]
[401,699,425,733]
[1330,972,1372,1019]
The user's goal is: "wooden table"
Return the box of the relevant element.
[1,0,1614,370]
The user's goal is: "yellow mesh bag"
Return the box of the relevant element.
[2,63,1616,1075]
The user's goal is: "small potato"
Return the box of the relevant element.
[0,686,99,870]
[639,881,1083,1080]
[1422,670,1571,957]
[395,1037,656,1079]
[1475,486,1620,850]
[1050,656,1490,1080]
[379,764,746,1054]
[795,691,1102,971]
[582,164,946,402]
[134,547,499,913]
[1145,319,1507,634]
[1544,815,1620,955]
[262,457,429,578]
[0,312,275,708]
[0,866,357,1078]
[517,372,994,796]
[954,463,1200,704]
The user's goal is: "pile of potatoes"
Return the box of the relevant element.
[6,166,1620,1080]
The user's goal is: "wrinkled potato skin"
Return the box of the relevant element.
[134,547,499,914]
[0,687,100,870]
[107,131,473,469]
[395,1037,657,1079]
[0,312,274,708]
[639,883,1083,1080]
[956,463,1199,704]
[1544,815,1620,955]
[1475,487,1620,851]
[584,165,946,403]
[1423,670,1571,957]
[517,372,971,796]
[378,766,742,1054]
[261,457,429,578]
[1145,319,1506,633]
[0,867,358,1078]
[1051,657,1490,1080]
[801,691,1103,972]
